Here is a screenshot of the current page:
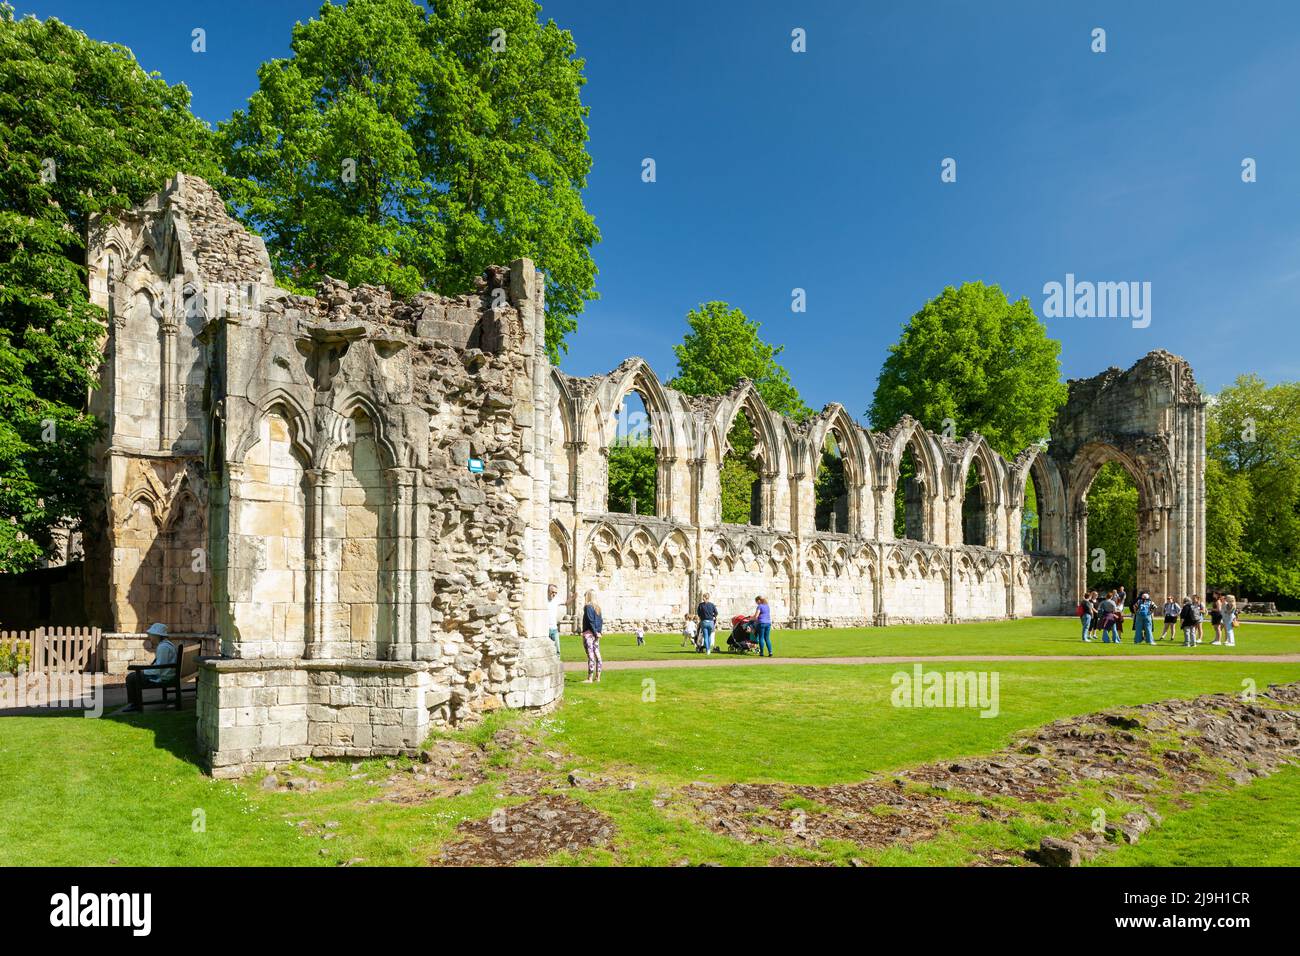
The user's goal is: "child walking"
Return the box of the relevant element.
[681,614,698,648]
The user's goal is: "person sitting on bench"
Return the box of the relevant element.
[122,622,177,713]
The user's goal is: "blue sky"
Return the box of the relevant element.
[20,0,1300,415]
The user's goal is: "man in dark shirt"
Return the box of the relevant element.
[696,593,719,655]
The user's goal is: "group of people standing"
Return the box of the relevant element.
[544,584,776,685]
[1078,588,1241,648]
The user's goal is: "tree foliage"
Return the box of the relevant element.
[719,413,760,525]
[219,0,599,360]
[868,282,1067,457]
[606,440,655,516]
[668,301,811,419]
[1205,375,1300,604]
[0,6,220,571]
[666,301,810,526]
[814,436,847,531]
[1084,461,1137,595]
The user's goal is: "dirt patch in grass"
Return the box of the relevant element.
[437,794,615,865]
[366,739,488,804]
[685,779,984,854]
[678,682,1300,865]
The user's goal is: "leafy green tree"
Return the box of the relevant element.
[667,301,810,526]
[607,440,655,516]
[1085,462,1137,595]
[668,301,810,419]
[814,435,847,531]
[868,282,1067,457]
[0,6,220,571]
[718,413,761,525]
[1204,457,1250,590]
[219,0,599,360]
[1206,375,1300,603]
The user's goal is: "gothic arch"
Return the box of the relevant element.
[1010,445,1065,554]
[807,404,873,536]
[953,435,1004,549]
[878,417,944,543]
[233,391,315,467]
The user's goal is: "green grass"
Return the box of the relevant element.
[1088,764,1300,866]
[3,659,1298,866]
[559,616,1300,663]
[556,661,1300,786]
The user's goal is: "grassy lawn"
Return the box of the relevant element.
[2,659,1298,866]
[1089,764,1300,867]
[557,661,1300,786]
[558,616,1300,663]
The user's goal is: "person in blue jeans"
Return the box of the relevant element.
[1132,591,1155,645]
[750,595,773,657]
[1079,591,1096,642]
[1098,591,1119,644]
[696,593,719,655]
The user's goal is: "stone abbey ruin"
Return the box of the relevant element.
[80,175,1206,775]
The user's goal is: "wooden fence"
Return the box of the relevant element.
[0,627,103,674]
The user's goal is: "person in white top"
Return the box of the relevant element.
[681,614,698,648]
[546,584,564,656]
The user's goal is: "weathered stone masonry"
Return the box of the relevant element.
[86,175,561,776]
[83,176,1205,775]
[548,349,1206,631]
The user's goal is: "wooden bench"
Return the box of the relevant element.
[126,642,200,711]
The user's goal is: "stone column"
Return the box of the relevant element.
[159,316,179,450]
[789,471,807,535]
[304,467,337,659]
[761,470,778,528]
[688,456,706,526]
[873,540,887,626]
[1070,506,1089,599]
[510,259,551,643]
[212,463,238,658]
[386,467,418,660]
[874,479,894,542]
[657,453,675,519]
[1006,556,1017,618]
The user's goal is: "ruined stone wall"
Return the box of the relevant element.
[87,175,562,777]
[548,359,1076,631]
[83,176,1204,776]
[548,351,1202,631]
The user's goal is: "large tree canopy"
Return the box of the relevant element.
[868,282,1067,457]
[0,6,220,571]
[219,0,599,360]
[1205,374,1300,604]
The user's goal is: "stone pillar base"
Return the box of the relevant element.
[197,647,565,778]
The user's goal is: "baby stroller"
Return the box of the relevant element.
[726,614,759,654]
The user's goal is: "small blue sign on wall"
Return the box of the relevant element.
[467,458,485,474]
